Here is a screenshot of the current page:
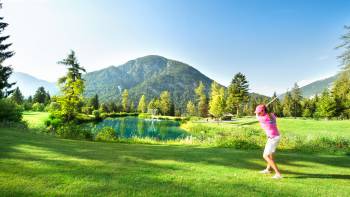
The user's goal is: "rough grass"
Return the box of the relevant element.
[0,127,349,196]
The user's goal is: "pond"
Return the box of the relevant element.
[88,117,188,140]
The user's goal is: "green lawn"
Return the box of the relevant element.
[22,111,50,129]
[277,118,350,137]
[0,127,349,196]
[190,117,350,138]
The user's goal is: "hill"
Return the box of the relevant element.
[83,55,217,111]
[279,74,338,99]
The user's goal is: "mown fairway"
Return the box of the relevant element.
[188,117,350,138]
[22,112,50,129]
[0,126,349,197]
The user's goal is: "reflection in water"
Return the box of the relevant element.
[89,117,187,140]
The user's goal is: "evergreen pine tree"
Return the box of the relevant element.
[89,94,99,110]
[332,26,350,118]
[315,90,336,119]
[11,87,24,105]
[282,91,292,117]
[33,87,48,104]
[56,50,86,121]
[226,72,249,116]
[290,83,303,117]
[0,11,15,98]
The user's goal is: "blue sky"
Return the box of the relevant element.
[2,0,350,95]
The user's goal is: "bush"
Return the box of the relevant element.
[95,127,117,142]
[45,115,63,128]
[93,110,100,120]
[23,102,33,111]
[48,102,60,112]
[82,106,93,115]
[0,99,23,122]
[32,102,45,112]
[0,120,28,130]
[55,122,92,140]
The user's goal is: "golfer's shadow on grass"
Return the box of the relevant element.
[285,171,350,180]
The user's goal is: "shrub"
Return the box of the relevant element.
[0,120,28,130]
[92,110,100,120]
[55,122,92,140]
[45,115,63,128]
[0,99,23,122]
[95,126,117,142]
[32,102,45,112]
[23,102,33,111]
[82,106,93,115]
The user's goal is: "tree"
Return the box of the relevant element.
[290,83,303,117]
[226,73,249,116]
[137,95,147,113]
[58,50,86,82]
[186,101,196,116]
[209,82,226,118]
[107,101,117,113]
[122,89,129,112]
[315,90,336,119]
[282,91,292,117]
[195,81,208,117]
[33,87,48,104]
[332,26,350,118]
[56,50,86,121]
[130,101,135,112]
[269,92,283,117]
[148,98,159,114]
[44,91,51,105]
[23,96,33,110]
[159,91,171,115]
[89,94,99,110]
[0,12,15,98]
[99,103,109,113]
[11,87,24,105]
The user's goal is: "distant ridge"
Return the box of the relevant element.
[279,74,338,98]
[9,72,58,97]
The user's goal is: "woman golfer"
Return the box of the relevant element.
[255,104,282,179]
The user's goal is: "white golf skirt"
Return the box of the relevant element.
[263,136,281,156]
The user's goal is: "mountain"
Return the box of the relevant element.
[83,55,216,111]
[299,75,338,98]
[9,72,58,97]
[279,74,338,99]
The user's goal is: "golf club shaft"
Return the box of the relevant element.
[266,96,278,107]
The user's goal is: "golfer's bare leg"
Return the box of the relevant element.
[263,154,281,175]
[265,155,273,171]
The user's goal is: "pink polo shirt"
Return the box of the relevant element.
[257,113,280,138]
